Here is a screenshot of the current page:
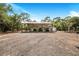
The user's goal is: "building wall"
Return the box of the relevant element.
[26,23,53,32]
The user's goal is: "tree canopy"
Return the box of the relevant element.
[0,3,30,32]
[0,3,79,32]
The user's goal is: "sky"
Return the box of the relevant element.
[10,3,79,22]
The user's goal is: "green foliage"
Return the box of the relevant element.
[0,3,79,33]
[0,3,30,32]
[52,16,79,32]
[41,16,52,22]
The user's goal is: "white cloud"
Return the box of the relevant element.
[69,11,79,17]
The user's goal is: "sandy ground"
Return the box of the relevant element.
[0,31,79,56]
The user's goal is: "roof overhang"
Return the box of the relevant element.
[21,21,51,25]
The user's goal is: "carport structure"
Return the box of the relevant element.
[22,22,53,32]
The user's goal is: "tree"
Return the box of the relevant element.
[41,16,51,22]
[52,16,79,32]
[9,13,21,31]
[0,3,30,32]
[63,16,72,32]
[52,17,64,31]
[32,20,37,22]
[0,4,13,32]
[68,17,79,32]
[20,13,30,21]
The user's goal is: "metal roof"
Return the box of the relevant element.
[21,21,51,24]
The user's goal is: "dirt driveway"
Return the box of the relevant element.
[0,31,79,56]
